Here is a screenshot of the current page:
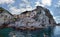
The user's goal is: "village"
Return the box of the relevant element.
[0,6,56,30]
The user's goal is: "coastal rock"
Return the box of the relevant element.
[8,6,56,29]
[0,7,14,26]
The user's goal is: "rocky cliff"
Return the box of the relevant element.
[8,6,56,29]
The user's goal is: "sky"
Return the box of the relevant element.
[0,0,60,23]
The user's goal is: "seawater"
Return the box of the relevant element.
[0,26,60,37]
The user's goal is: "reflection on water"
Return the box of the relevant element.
[0,26,60,37]
[9,28,52,37]
[52,26,60,37]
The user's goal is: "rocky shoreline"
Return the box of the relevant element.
[0,24,46,31]
[0,6,56,31]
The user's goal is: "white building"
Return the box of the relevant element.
[0,7,13,26]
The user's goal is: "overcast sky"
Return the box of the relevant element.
[0,0,60,23]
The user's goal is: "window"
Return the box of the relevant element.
[41,24,45,27]
[49,20,51,24]
[0,9,3,13]
[37,11,41,15]
[0,14,3,17]
[5,15,7,18]
[42,10,45,14]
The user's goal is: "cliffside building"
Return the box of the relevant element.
[17,6,56,28]
[8,6,56,28]
[0,7,14,26]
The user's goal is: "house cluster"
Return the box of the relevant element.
[0,6,56,28]
[0,7,14,26]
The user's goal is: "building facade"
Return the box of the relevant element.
[0,7,14,26]
[8,6,56,28]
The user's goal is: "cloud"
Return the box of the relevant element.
[41,0,52,6]
[20,4,34,12]
[35,0,52,7]
[9,6,21,14]
[50,10,54,15]
[54,16,60,23]
[19,3,26,7]
[35,1,44,7]
[21,0,30,4]
[55,0,60,7]
[9,6,33,14]
[8,0,34,14]
[9,5,34,14]
[57,0,60,6]
[9,5,35,15]
[26,5,34,11]
[0,0,15,4]
[19,0,35,11]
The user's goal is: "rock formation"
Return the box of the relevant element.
[8,6,56,29]
[0,7,14,27]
